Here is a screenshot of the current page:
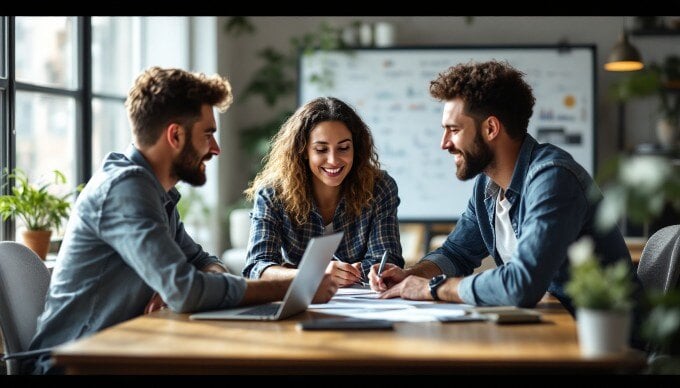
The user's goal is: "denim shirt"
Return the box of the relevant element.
[422,135,640,314]
[243,171,403,281]
[30,145,246,358]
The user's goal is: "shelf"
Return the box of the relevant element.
[630,28,680,37]
[662,86,680,94]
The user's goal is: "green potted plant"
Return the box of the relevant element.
[591,154,680,370]
[0,168,81,259]
[565,236,636,357]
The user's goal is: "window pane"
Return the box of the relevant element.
[142,17,189,69]
[92,17,136,95]
[92,98,130,171]
[15,91,76,187]
[15,91,76,236]
[15,17,77,89]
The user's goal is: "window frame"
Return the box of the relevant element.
[1,17,16,241]
[1,16,92,241]
[1,17,210,248]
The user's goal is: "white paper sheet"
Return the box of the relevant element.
[309,290,473,322]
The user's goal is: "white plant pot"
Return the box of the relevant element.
[229,208,252,249]
[576,308,631,358]
[656,117,679,150]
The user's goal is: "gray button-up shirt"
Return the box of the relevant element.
[30,145,246,358]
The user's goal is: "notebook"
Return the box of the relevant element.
[189,231,343,321]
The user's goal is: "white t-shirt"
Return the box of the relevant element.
[324,223,334,235]
[494,190,517,264]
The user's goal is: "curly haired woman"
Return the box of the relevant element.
[242,97,404,287]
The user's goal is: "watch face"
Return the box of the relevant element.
[430,274,447,287]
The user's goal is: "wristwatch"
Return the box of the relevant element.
[429,274,448,301]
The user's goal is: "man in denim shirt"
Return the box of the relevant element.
[370,61,641,320]
[28,67,337,374]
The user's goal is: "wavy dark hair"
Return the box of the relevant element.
[245,97,382,225]
[429,60,535,140]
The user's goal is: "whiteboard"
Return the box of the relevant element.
[299,46,596,221]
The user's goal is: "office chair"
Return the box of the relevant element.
[637,225,680,293]
[635,225,680,371]
[0,241,51,375]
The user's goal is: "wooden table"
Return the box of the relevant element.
[51,296,645,375]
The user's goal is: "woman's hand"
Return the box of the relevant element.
[326,260,363,287]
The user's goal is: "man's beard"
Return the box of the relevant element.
[454,129,493,181]
[172,135,208,186]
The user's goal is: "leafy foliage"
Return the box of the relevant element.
[223,16,256,37]
[0,168,82,231]
[642,290,680,356]
[240,48,296,107]
[593,154,680,231]
[565,237,634,311]
[609,55,680,125]
[641,290,680,374]
[589,152,680,372]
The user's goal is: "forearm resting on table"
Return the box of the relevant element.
[438,276,463,303]
[405,260,442,279]
[239,278,290,306]
[201,261,291,306]
[258,264,298,281]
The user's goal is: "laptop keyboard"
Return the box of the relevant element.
[237,303,279,316]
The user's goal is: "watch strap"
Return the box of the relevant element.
[429,274,447,301]
[430,283,440,301]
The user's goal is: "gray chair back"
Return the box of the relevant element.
[0,241,50,375]
[637,225,680,293]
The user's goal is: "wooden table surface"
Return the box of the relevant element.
[51,296,645,375]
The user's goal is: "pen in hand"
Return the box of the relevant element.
[332,254,367,286]
[377,250,389,278]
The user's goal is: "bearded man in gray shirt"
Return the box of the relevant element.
[28,67,337,374]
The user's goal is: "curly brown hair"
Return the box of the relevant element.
[245,97,382,225]
[429,60,535,140]
[125,66,233,147]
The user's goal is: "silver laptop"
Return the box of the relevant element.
[189,231,343,321]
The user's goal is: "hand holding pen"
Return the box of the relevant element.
[328,255,365,287]
[369,250,407,292]
[370,250,390,291]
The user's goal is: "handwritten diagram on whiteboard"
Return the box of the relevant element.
[299,46,595,221]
